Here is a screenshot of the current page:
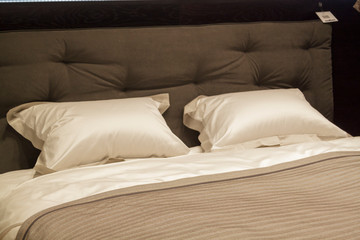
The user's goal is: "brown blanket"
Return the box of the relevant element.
[16,151,360,240]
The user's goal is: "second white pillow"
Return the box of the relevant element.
[184,89,350,152]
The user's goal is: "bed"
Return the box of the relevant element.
[0,20,360,240]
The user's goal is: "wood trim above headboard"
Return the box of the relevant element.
[0,0,319,31]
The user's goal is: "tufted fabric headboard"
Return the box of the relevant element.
[0,20,333,173]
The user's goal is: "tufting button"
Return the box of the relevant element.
[242,45,249,53]
[254,77,261,86]
[302,42,311,50]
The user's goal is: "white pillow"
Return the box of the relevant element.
[7,94,189,174]
[184,89,350,152]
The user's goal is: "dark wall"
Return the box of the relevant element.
[1,0,359,135]
[326,1,360,136]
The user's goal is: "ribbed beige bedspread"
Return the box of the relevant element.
[16,151,360,240]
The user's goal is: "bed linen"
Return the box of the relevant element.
[1,137,360,240]
[16,151,360,240]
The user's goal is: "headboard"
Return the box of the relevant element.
[0,20,332,173]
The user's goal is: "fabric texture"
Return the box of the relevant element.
[7,94,189,173]
[184,89,349,152]
[15,151,360,240]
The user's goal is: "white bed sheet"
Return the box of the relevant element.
[1,137,360,240]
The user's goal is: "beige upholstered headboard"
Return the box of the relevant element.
[0,20,333,172]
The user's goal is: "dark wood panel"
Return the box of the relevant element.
[179,0,319,24]
[0,0,323,30]
[0,1,179,30]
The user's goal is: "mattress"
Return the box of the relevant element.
[1,137,360,239]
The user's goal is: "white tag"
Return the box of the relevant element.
[316,11,338,23]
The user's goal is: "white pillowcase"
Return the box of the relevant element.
[184,89,350,152]
[7,94,189,174]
